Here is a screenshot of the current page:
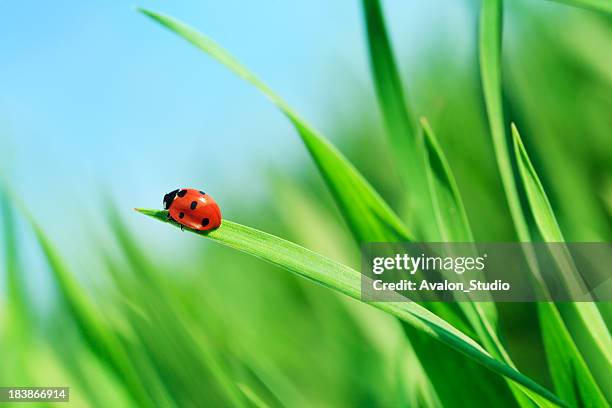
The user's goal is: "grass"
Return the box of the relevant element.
[1,0,611,407]
[137,209,566,405]
[361,0,436,240]
[512,124,611,403]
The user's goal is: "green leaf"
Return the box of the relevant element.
[139,8,412,245]
[420,118,499,318]
[478,6,590,405]
[480,0,610,403]
[137,208,567,407]
[546,0,612,14]
[538,302,608,407]
[361,0,436,239]
[420,119,546,407]
[420,118,473,243]
[20,209,155,407]
[1,193,29,338]
[0,190,31,383]
[512,123,612,404]
[479,0,531,243]
[511,124,566,243]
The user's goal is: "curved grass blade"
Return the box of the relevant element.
[538,302,608,407]
[421,118,500,317]
[361,0,436,240]
[479,0,608,405]
[420,118,473,243]
[138,9,412,245]
[419,119,547,407]
[137,208,567,407]
[0,191,31,384]
[479,0,531,244]
[14,205,155,407]
[512,124,612,403]
[546,0,612,14]
[1,193,30,338]
[478,5,582,404]
[362,0,519,396]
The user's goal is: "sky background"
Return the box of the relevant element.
[0,0,489,299]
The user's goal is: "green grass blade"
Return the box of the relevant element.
[511,125,565,243]
[361,0,435,239]
[479,0,609,400]
[420,119,544,406]
[139,9,412,244]
[420,118,473,242]
[105,201,157,279]
[0,191,31,384]
[546,0,612,14]
[479,0,531,244]
[18,210,154,407]
[1,194,30,338]
[512,124,612,404]
[478,7,587,404]
[420,118,500,321]
[137,208,567,407]
[237,384,271,408]
[511,125,588,294]
[538,302,608,407]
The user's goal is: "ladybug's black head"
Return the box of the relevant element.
[163,189,180,210]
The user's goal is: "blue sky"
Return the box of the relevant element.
[0,0,474,291]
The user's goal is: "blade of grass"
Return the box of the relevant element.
[237,384,270,408]
[361,0,436,240]
[479,1,610,404]
[420,118,501,320]
[1,193,29,339]
[546,0,612,14]
[139,9,412,245]
[420,118,543,407]
[137,208,567,407]
[538,302,608,407]
[421,118,499,321]
[0,192,31,384]
[511,125,587,295]
[273,176,495,405]
[102,215,248,408]
[479,0,530,244]
[10,200,156,407]
[512,124,612,403]
[420,118,474,243]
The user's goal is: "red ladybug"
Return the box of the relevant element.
[163,188,222,231]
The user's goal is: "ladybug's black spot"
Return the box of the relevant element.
[190,201,198,210]
[177,190,187,198]
[179,212,185,219]
[202,218,210,227]
[199,190,206,195]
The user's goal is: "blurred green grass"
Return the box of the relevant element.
[1,0,611,407]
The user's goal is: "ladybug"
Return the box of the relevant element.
[163,188,222,231]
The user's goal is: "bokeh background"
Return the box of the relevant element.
[1,0,611,406]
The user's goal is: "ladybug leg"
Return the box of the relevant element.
[180,225,184,232]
